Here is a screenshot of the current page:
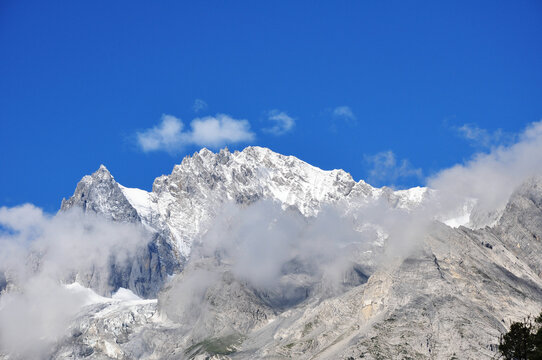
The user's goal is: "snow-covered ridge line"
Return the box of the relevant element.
[120,146,430,216]
[72,146,485,260]
[112,146,437,254]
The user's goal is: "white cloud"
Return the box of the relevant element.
[162,200,378,319]
[263,110,295,135]
[193,99,208,113]
[137,114,255,153]
[0,205,150,358]
[364,150,422,187]
[361,121,542,225]
[137,114,184,153]
[190,114,255,147]
[332,106,356,123]
[162,197,433,325]
[429,119,542,222]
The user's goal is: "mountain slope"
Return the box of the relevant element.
[43,175,542,359]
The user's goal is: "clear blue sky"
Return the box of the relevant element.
[1,1,541,211]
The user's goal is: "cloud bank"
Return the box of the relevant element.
[160,194,437,332]
[429,119,542,224]
[163,200,380,320]
[0,205,149,358]
[137,114,255,153]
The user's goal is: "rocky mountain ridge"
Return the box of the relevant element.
[60,146,430,298]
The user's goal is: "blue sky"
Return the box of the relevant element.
[1,1,541,211]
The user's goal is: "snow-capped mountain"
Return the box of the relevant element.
[5,146,542,360]
[60,146,429,297]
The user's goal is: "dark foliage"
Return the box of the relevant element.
[499,313,542,360]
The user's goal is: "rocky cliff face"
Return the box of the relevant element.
[60,165,141,223]
[38,146,542,360]
[493,177,542,277]
[60,165,181,298]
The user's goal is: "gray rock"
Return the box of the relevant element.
[61,165,183,298]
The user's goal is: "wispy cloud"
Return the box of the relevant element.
[328,106,357,132]
[193,99,208,113]
[136,114,255,153]
[263,110,295,135]
[454,123,514,149]
[364,150,422,187]
[332,106,356,123]
[429,119,542,221]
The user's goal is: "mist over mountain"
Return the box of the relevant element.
[2,127,542,359]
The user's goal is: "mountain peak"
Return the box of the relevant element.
[92,164,113,179]
[61,163,139,224]
[197,148,214,157]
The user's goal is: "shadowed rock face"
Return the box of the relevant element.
[60,166,182,298]
[0,273,6,294]
[61,165,140,223]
